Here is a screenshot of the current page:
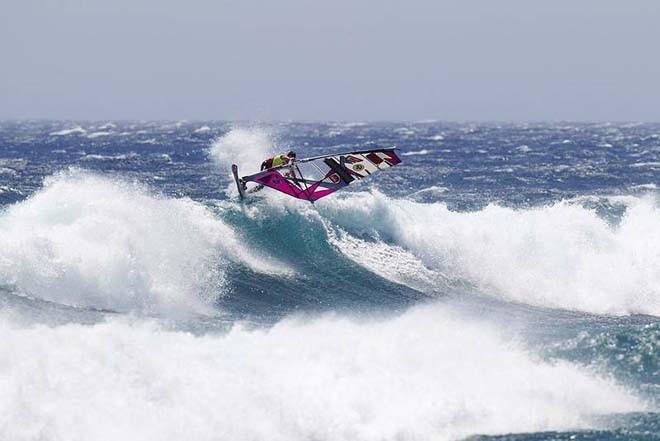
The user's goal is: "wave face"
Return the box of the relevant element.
[0,121,659,440]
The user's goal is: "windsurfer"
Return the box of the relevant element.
[260,151,296,171]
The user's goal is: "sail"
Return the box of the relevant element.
[241,148,402,202]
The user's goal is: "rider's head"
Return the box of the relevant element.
[287,151,296,159]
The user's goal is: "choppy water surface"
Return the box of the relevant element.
[1,121,658,440]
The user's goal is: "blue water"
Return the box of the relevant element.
[0,120,658,440]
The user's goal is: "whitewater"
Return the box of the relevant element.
[0,121,658,441]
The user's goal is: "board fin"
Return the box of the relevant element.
[231,164,247,199]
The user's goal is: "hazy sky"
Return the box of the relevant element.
[2,0,659,121]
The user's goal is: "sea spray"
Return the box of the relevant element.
[209,127,276,174]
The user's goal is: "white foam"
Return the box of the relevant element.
[408,186,449,202]
[318,192,660,316]
[401,149,429,156]
[87,131,113,139]
[194,126,212,133]
[338,121,367,128]
[631,183,658,190]
[394,127,415,135]
[0,170,288,314]
[49,127,86,136]
[325,225,443,291]
[631,162,660,169]
[81,153,139,161]
[0,304,644,441]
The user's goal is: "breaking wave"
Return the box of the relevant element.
[0,170,286,314]
[314,191,660,316]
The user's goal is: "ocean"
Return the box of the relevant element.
[0,120,658,440]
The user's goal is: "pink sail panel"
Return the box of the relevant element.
[255,170,337,201]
